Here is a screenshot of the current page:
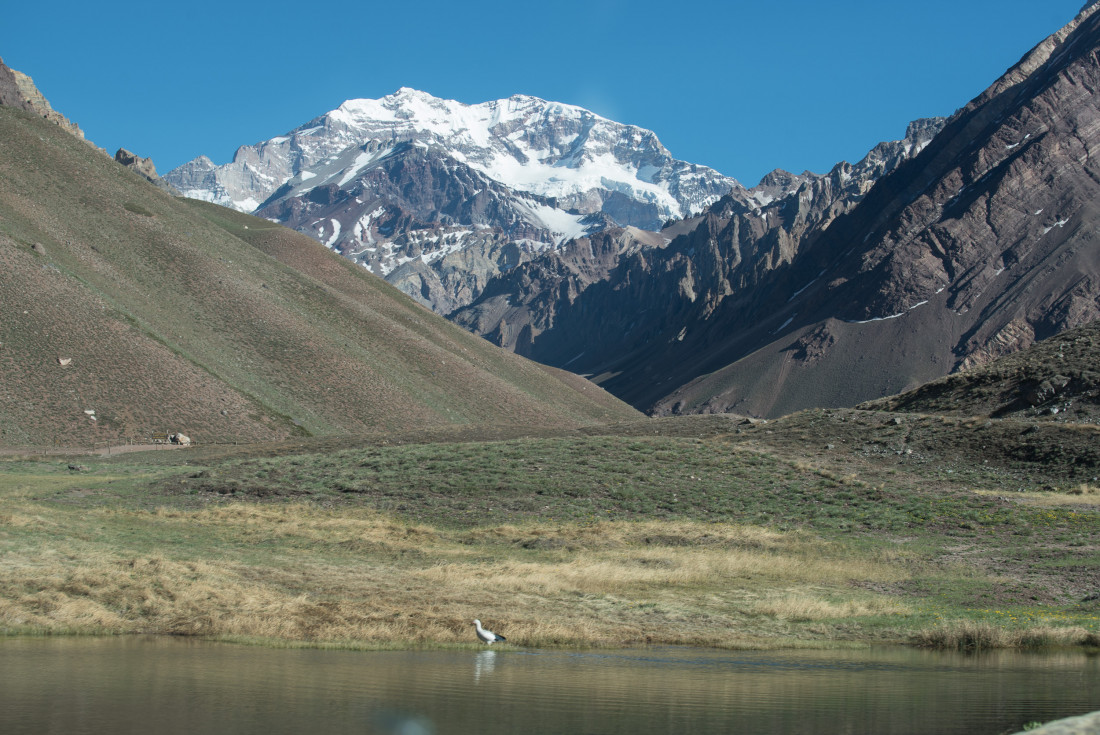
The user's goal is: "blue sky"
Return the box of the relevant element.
[0,1,1089,186]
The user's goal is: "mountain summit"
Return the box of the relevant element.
[168,88,736,224]
[165,90,738,311]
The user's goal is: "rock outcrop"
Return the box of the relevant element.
[1010,710,1100,735]
[0,56,85,141]
[115,148,179,194]
[0,57,34,111]
[861,319,1100,423]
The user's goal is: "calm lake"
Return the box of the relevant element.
[1,637,1097,734]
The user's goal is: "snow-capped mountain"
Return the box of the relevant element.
[169,88,736,223]
[165,89,738,311]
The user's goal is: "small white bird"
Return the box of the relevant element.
[474,618,506,644]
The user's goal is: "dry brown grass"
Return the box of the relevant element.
[975,485,1100,507]
[749,593,910,621]
[0,502,914,647]
[913,620,1100,650]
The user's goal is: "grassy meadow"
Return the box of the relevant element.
[2,414,1098,651]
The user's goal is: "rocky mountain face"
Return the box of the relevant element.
[450,223,682,354]
[165,89,738,311]
[451,118,944,373]
[253,139,608,313]
[458,3,1100,419]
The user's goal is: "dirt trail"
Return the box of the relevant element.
[0,443,187,458]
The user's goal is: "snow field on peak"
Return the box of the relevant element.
[333,90,594,140]
[168,88,737,232]
[515,200,590,245]
[164,87,743,313]
[321,89,725,220]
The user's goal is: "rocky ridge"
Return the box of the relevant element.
[114,148,179,194]
[167,88,738,224]
[644,1,1100,417]
[1,56,176,193]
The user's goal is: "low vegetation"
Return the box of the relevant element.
[2,414,1097,650]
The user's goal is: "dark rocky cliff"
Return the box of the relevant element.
[647,2,1100,417]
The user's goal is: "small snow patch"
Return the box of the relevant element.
[324,219,342,248]
[844,298,928,324]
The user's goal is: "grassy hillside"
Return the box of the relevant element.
[0,105,639,446]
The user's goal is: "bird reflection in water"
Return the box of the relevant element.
[474,649,497,683]
[370,710,435,735]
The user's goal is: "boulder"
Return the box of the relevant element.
[1013,710,1100,734]
[1024,376,1071,406]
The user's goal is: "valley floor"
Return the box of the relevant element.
[0,415,1097,651]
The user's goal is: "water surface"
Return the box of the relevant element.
[1,637,1097,734]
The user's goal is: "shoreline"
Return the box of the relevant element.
[2,628,1098,655]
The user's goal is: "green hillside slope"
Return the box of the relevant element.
[0,106,639,445]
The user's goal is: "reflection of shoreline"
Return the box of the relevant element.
[474,650,497,683]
